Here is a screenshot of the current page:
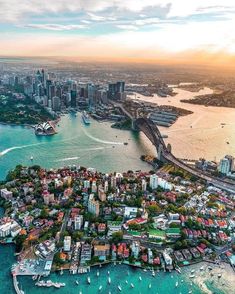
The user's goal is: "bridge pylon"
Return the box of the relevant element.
[167,143,172,153]
[157,143,167,163]
[131,119,138,131]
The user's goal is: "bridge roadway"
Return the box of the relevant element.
[112,103,235,193]
[135,117,235,193]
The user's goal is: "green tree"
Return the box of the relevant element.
[111,231,123,243]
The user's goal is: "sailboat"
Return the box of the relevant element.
[97,271,100,277]
[99,285,103,291]
[118,285,122,291]
[108,277,111,284]
[139,276,142,281]
[149,283,152,289]
[130,283,134,288]
[175,281,179,287]
[87,277,91,284]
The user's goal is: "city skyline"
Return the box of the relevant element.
[1,1,235,65]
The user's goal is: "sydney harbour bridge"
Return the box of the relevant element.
[114,102,235,193]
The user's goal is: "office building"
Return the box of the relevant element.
[71,90,77,108]
[52,96,61,111]
[108,81,125,100]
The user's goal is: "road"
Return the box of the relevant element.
[135,117,235,193]
[59,209,70,243]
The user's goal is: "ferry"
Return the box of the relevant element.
[82,111,91,125]
[118,285,122,291]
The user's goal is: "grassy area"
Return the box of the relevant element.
[0,93,53,125]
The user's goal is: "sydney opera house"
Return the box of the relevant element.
[34,122,56,136]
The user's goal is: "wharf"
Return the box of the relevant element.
[12,275,23,294]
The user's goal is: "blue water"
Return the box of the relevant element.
[17,263,228,294]
[0,114,233,294]
[0,207,16,293]
[0,113,154,180]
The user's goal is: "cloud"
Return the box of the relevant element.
[116,25,138,31]
[87,12,116,22]
[19,23,87,31]
[1,0,235,60]
[134,17,160,26]
[81,20,91,24]
[1,0,235,23]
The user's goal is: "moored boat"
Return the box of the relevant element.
[82,111,91,125]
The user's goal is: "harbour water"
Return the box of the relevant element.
[0,114,154,180]
[131,87,235,161]
[0,207,16,294]
[1,86,235,181]
[1,87,235,293]
[17,262,234,294]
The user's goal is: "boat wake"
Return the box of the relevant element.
[82,128,123,145]
[55,156,80,162]
[54,147,113,162]
[0,143,42,156]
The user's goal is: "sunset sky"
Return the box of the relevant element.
[1,0,235,63]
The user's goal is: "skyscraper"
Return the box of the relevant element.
[52,96,61,111]
[71,90,77,108]
[108,81,125,100]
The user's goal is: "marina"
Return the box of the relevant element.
[12,263,233,294]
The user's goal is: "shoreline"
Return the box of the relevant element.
[12,260,235,294]
[0,117,60,130]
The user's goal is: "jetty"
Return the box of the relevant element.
[13,275,23,294]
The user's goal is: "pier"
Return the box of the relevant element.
[12,274,23,294]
